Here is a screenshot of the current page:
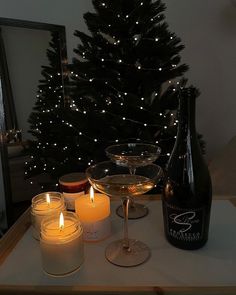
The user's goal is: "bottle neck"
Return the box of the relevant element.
[177,96,196,137]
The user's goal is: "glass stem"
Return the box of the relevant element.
[129,166,136,209]
[122,196,131,251]
[129,166,136,175]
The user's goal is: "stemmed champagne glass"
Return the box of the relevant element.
[86,161,162,267]
[105,143,161,219]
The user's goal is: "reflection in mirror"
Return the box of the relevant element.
[0,18,67,232]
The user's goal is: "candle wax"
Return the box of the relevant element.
[34,200,62,213]
[75,193,110,222]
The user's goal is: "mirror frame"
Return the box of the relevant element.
[0,17,68,229]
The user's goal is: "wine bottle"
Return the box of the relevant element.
[162,88,212,250]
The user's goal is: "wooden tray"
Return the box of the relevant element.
[0,195,236,295]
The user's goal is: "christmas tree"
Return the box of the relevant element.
[68,0,192,170]
[26,31,79,181]
[26,0,203,184]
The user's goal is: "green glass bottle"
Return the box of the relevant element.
[162,89,212,250]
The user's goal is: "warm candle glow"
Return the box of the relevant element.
[59,212,64,230]
[46,193,50,205]
[90,186,94,203]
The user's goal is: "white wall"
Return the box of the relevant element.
[165,0,236,159]
[0,0,235,159]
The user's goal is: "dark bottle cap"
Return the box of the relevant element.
[59,172,89,193]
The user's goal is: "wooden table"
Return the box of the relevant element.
[0,195,235,295]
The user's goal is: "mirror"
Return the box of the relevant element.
[0,18,67,232]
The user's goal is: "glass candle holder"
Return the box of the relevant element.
[59,172,89,211]
[40,211,84,276]
[31,192,66,240]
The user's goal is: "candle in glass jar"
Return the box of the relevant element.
[31,192,66,240]
[59,172,89,211]
[75,187,111,241]
[40,211,84,276]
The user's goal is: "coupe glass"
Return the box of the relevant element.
[105,143,161,219]
[86,161,162,267]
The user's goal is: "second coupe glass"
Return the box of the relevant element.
[105,143,161,219]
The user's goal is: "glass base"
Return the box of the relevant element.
[105,239,150,267]
[116,203,149,219]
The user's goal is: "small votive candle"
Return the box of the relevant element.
[31,192,66,240]
[75,187,111,242]
[40,211,84,276]
[59,172,89,211]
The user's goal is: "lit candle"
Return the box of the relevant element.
[75,187,111,241]
[31,192,66,240]
[40,211,84,276]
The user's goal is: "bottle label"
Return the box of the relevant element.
[164,203,205,242]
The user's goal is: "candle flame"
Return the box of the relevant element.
[59,212,64,230]
[46,193,50,205]
[90,186,94,203]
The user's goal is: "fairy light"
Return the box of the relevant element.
[158,67,162,71]
[136,21,139,25]
[155,38,159,42]
[141,97,144,101]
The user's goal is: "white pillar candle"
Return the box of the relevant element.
[40,211,84,276]
[31,192,66,240]
[75,187,111,242]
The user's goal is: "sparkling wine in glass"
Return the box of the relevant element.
[105,143,161,219]
[86,161,162,267]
